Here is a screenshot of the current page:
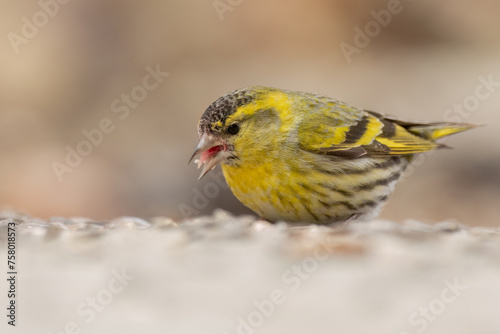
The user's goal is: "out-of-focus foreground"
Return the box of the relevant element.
[1,0,499,225]
[1,213,499,333]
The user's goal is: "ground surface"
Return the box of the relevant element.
[1,211,499,334]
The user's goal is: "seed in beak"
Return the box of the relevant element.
[189,136,229,179]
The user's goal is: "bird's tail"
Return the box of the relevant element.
[365,111,479,142]
[404,123,479,141]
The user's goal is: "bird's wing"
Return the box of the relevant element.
[297,104,441,159]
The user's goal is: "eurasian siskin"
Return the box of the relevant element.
[190,86,476,224]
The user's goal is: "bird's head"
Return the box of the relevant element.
[189,86,288,179]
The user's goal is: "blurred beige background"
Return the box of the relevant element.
[0,0,499,226]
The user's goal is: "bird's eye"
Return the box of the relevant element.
[227,124,240,135]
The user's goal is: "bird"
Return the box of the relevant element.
[189,86,477,224]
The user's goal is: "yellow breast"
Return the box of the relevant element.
[221,152,406,223]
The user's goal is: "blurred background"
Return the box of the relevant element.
[0,0,499,226]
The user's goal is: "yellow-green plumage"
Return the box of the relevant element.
[192,86,477,224]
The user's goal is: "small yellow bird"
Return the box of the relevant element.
[190,86,476,224]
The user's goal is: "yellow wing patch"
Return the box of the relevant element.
[298,113,384,153]
[375,124,439,154]
[350,115,384,146]
[298,109,443,157]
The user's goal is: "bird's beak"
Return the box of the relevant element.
[189,134,230,180]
